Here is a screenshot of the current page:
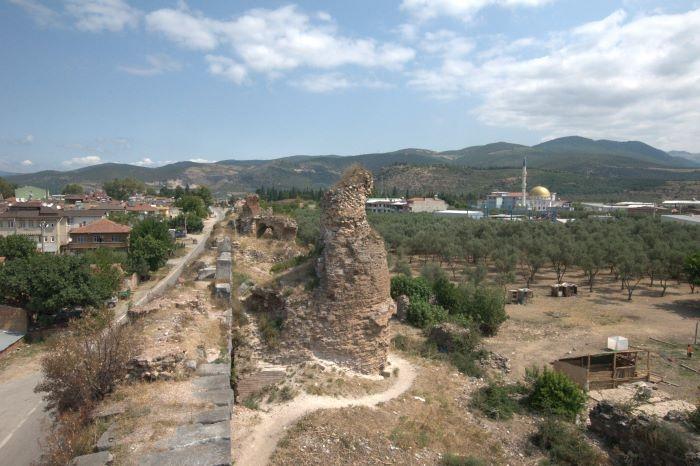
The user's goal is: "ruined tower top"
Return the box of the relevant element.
[321,166,374,234]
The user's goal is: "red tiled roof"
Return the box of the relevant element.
[69,218,131,234]
[126,204,158,212]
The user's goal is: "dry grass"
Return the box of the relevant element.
[271,353,513,466]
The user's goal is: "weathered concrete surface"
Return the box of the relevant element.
[194,388,233,407]
[193,407,230,425]
[196,363,230,377]
[153,421,230,450]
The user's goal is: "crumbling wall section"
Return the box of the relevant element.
[235,194,298,241]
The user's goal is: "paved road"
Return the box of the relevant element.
[0,371,45,465]
[0,208,224,465]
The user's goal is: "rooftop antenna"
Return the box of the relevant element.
[521,156,527,211]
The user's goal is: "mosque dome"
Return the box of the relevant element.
[530,186,551,198]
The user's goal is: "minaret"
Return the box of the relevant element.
[521,157,527,209]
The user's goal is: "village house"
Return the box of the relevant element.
[0,202,68,253]
[68,218,131,253]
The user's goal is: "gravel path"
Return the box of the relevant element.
[233,354,416,466]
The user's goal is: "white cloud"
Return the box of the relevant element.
[8,0,61,27]
[401,0,553,21]
[294,73,391,93]
[118,54,182,76]
[205,55,247,84]
[21,159,34,166]
[146,5,414,84]
[66,0,140,32]
[62,155,102,167]
[409,8,700,151]
[420,30,475,58]
[132,157,154,166]
[189,158,214,163]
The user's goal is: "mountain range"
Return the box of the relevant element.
[5,136,700,200]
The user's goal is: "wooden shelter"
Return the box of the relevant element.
[553,350,650,390]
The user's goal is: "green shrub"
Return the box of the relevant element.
[393,260,412,277]
[258,314,283,348]
[627,419,693,464]
[439,454,486,466]
[432,279,507,336]
[420,262,448,286]
[406,299,448,328]
[471,382,525,420]
[390,275,432,301]
[532,418,601,466]
[527,368,587,421]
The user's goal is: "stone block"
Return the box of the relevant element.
[95,423,118,451]
[138,440,230,466]
[69,451,113,466]
[153,421,230,450]
[193,407,230,425]
[194,389,232,407]
[196,363,229,377]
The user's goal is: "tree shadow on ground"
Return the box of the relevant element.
[653,298,700,319]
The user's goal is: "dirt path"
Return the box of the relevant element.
[233,354,417,466]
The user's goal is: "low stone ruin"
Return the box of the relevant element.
[235,194,298,241]
[127,350,186,381]
[589,400,700,465]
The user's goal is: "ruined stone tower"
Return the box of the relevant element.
[310,166,395,373]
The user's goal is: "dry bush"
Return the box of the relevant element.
[35,310,137,412]
[35,408,106,466]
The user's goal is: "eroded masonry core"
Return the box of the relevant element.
[307,167,395,373]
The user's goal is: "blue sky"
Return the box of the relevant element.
[1,0,699,172]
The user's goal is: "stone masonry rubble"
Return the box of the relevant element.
[235,194,298,241]
[282,167,395,373]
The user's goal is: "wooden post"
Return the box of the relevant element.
[612,352,617,388]
[695,321,698,345]
[646,350,650,381]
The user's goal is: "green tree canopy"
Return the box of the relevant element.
[0,255,120,321]
[103,178,145,201]
[61,183,84,195]
[0,235,38,261]
[175,195,208,218]
[0,177,16,199]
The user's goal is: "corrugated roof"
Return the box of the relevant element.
[69,218,132,234]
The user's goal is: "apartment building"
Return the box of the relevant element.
[0,202,69,253]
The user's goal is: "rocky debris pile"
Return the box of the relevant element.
[127,350,186,381]
[282,167,395,374]
[244,286,287,320]
[479,351,512,374]
[590,401,700,465]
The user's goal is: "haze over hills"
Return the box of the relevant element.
[5,137,700,199]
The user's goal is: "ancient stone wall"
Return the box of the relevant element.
[235,194,298,241]
[282,167,395,373]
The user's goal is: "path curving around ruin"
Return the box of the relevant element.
[233,354,417,466]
